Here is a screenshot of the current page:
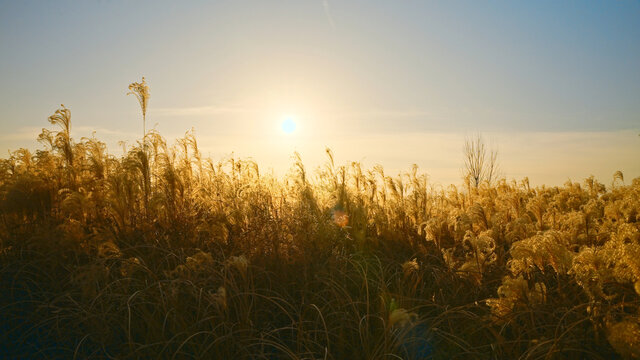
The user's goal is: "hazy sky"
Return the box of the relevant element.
[1,1,639,185]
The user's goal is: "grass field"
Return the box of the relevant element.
[1,100,639,359]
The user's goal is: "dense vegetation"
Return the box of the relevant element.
[1,94,639,358]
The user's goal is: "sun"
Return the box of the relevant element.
[281,116,297,134]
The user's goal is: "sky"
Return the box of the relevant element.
[1,1,639,186]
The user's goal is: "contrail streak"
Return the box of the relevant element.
[323,0,335,30]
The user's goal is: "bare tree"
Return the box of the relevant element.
[463,134,499,188]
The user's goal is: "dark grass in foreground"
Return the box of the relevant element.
[1,104,639,359]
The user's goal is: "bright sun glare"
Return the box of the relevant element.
[281,116,297,134]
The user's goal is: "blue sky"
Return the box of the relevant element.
[1,1,639,185]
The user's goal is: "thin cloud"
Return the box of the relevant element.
[0,127,42,141]
[74,126,137,138]
[150,106,256,117]
[335,109,437,119]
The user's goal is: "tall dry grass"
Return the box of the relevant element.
[0,82,639,359]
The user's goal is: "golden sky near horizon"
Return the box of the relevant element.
[1,1,639,186]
